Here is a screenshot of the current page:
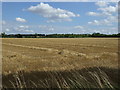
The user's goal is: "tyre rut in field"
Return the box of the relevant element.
[3,43,118,59]
[3,43,87,58]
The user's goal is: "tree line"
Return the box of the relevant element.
[0,32,120,38]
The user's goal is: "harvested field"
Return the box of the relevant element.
[1,38,119,88]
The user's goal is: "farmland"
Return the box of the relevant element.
[2,38,119,88]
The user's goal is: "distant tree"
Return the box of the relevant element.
[34,33,38,38]
[16,34,22,38]
[1,32,6,37]
[117,33,120,37]
[1,33,120,38]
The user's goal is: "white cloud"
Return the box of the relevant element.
[24,30,34,33]
[98,5,117,13]
[88,22,92,24]
[5,28,10,32]
[48,27,54,31]
[16,17,27,22]
[74,25,84,29]
[27,3,80,22]
[87,2,117,26]
[88,20,100,25]
[88,15,117,26]
[87,12,101,16]
[14,25,34,33]
[84,27,118,34]
[19,25,29,28]
[95,1,109,7]
[88,19,109,26]
[39,25,48,28]
[107,16,117,22]
[88,2,117,16]
[39,25,55,31]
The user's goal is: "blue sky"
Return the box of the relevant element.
[2,2,118,34]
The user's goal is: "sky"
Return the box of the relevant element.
[1,2,118,34]
[0,0,119,2]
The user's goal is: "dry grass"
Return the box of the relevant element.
[1,38,119,88]
[2,67,119,88]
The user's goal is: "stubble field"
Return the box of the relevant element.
[2,38,119,88]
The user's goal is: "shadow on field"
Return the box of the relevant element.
[2,67,120,88]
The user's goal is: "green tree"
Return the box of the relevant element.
[1,32,6,38]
